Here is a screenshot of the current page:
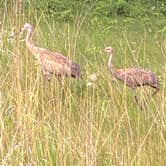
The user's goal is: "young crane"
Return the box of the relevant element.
[21,23,81,81]
[104,46,159,105]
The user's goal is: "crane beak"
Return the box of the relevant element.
[104,48,107,52]
[9,29,22,39]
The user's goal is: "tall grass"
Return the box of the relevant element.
[0,1,166,165]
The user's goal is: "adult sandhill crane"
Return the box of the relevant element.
[21,23,81,81]
[104,46,159,105]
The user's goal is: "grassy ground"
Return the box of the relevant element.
[0,3,166,166]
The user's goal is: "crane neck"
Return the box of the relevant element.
[24,28,41,61]
[108,52,116,76]
[108,52,113,69]
[25,28,33,47]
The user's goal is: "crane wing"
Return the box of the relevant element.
[25,36,81,79]
[114,68,157,87]
[39,48,71,66]
[36,47,81,78]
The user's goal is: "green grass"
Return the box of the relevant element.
[0,3,166,166]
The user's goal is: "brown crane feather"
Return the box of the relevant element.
[104,46,159,106]
[22,23,82,81]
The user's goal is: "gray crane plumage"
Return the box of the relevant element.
[22,23,82,81]
[104,46,159,107]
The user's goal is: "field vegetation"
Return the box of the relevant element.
[0,0,166,165]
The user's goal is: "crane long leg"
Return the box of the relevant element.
[42,69,51,81]
[152,88,159,96]
[57,76,66,100]
[44,74,51,81]
[132,88,143,110]
[57,76,62,85]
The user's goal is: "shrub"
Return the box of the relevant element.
[7,0,166,22]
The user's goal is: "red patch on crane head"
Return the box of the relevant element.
[104,46,113,53]
[22,23,33,31]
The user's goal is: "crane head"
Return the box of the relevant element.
[9,23,33,39]
[22,23,33,32]
[104,46,113,53]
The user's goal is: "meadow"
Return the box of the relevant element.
[0,1,166,165]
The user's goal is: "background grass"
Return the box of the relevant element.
[0,0,166,165]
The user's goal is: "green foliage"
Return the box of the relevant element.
[0,1,166,165]
[21,0,166,22]
[1,15,166,164]
[112,0,130,16]
[45,0,74,21]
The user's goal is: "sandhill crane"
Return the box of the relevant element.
[21,23,81,81]
[104,46,159,105]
